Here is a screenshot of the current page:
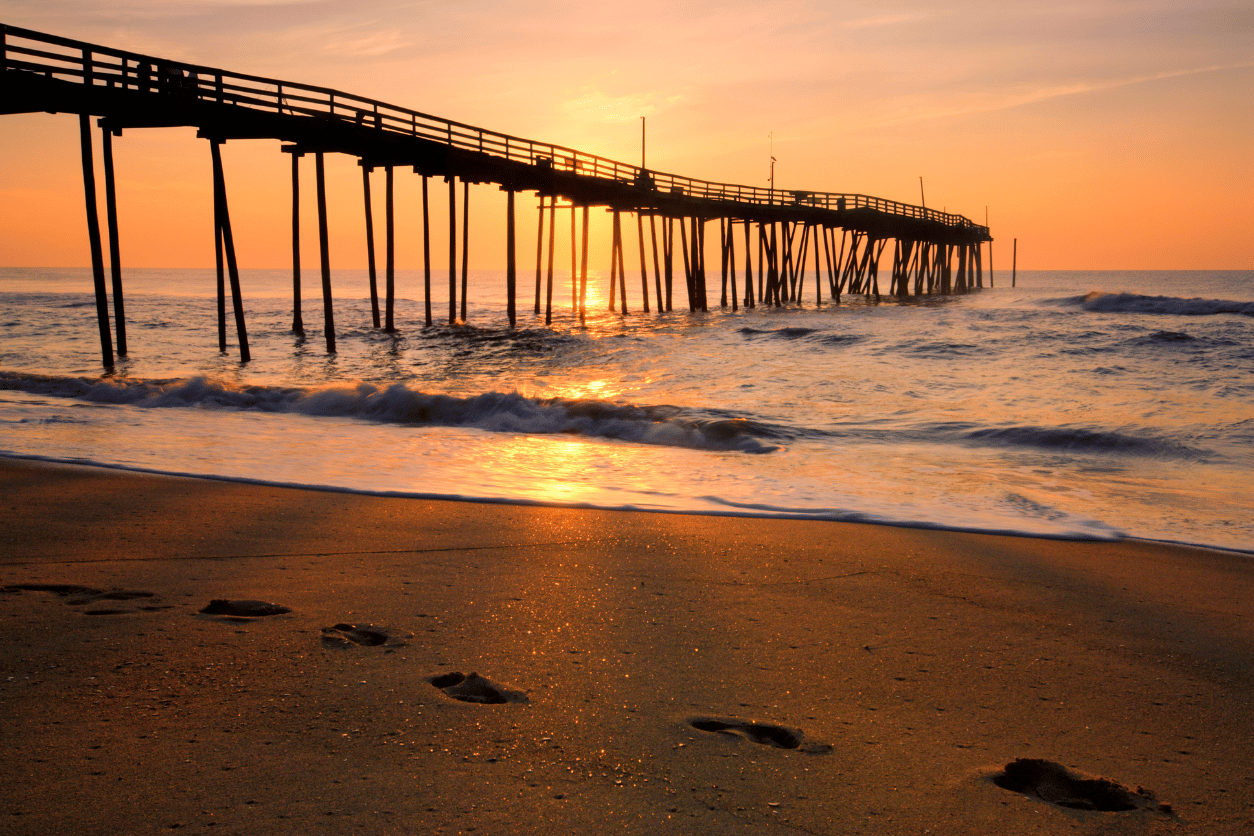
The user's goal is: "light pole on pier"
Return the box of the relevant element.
[641,116,646,170]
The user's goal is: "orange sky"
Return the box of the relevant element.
[1,1,1251,271]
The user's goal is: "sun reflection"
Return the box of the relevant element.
[489,433,658,506]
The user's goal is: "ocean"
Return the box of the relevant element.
[2,266,1251,553]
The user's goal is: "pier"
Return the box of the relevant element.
[1,24,993,368]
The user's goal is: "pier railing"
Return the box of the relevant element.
[1,24,988,235]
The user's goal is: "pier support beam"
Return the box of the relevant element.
[421,174,432,326]
[79,113,114,368]
[100,124,127,355]
[314,151,334,353]
[578,205,590,325]
[461,180,470,322]
[361,163,380,328]
[534,195,545,316]
[210,139,251,361]
[506,189,516,327]
[287,149,304,334]
[637,212,650,313]
[545,196,556,324]
[447,175,456,324]
[385,166,395,332]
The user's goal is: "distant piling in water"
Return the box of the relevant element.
[1,23,995,367]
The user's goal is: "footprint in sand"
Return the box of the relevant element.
[428,672,528,705]
[320,623,408,649]
[198,599,292,620]
[2,583,169,614]
[992,758,1168,813]
[688,716,832,754]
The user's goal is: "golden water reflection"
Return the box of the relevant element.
[490,433,663,506]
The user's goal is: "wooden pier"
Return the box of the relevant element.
[1,24,993,368]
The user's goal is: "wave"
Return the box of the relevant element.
[920,421,1209,460]
[0,371,784,454]
[1055,292,1254,317]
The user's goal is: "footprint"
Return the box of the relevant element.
[321,623,403,649]
[198,599,292,619]
[992,759,1166,812]
[428,672,528,705]
[688,716,831,754]
[3,584,158,614]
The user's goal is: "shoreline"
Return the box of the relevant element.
[3,457,1254,834]
[4,451,1249,558]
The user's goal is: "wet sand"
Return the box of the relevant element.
[1,457,1252,834]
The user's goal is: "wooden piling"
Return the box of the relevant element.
[657,215,667,313]
[313,150,333,353]
[743,219,754,308]
[421,174,432,326]
[719,218,728,307]
[812,223,822,306]
[447,176,456,324]
[578,205,589,324]
[728,219,738,312]
[384,165,395,332]
[679,217,693,311]
[1012,238,1017,287]
[460,179,469,322]
[663,217,674,312]
[636,212,650,313]
[534,194,545,315]
[78,112,114,368]
[361,164,380,328]
[211,139,251,361]
[616,211,628,314]
[570,204,578,313]
[506,189,516,327]
[545,195,556,324]
[289,150,304,334]
[100,124,127,355]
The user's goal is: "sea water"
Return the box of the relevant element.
[2,267,1251,553]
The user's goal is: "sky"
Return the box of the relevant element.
[1,0,1251,271]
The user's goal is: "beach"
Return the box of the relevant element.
[2,457,1252,834]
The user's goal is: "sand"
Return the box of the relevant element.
[1,457,1252,834]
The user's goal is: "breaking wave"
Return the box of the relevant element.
[1055,292,1254,317]
[0,372,785,454]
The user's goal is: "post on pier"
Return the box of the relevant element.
[361,163,380,328]
[570,205,579,313]
[678,218,694,311]
[728,219,738,312]
[99,123,127,355]
[578,205,590,325]
[545,196,556,324]
[743,219,754,308]
[287,148,304,334]
[636,212,650,313]
[694,217,707,312]
[607,211,619,312]
[719,219,728,308]
[534,195,546,315]
[657,214,667,312]
[1012,238,1017,287]
[461,180,470,322]
[210,139,251,361]
[447,175,457,324]
[383,162,393,333]
[420,173,432,326]
[506,189,517,327]
[78,112,114,368]
[314,151,335,353]
[663,217,674,312]
[613,210,628,314]
[812,223,822,306]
